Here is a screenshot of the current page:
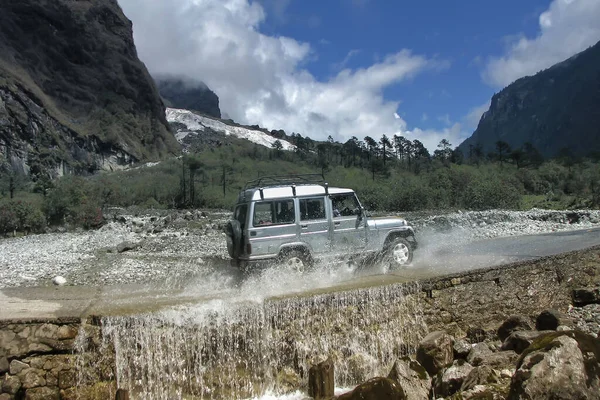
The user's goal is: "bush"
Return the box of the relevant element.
[0,200,46,235]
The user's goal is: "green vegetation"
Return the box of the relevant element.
[1,131,599,236]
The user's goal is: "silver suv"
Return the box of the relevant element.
[225,175,417,272]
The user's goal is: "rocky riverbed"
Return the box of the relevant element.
[1,208,600,289]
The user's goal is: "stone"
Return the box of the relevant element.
[416,331,454,376]
[308,357,334,400]
[0,356,9,373]
[460,365,499,392]
[9,359,29,375]
[347,353,375,384]
[115,389,130,400]
[387,357,430,400]
[497,315,532,342]
[508,332,600,399]
[24,386,60,400]
[535,309,573,331]
[434,359,474,397]
[52,276,66,286]
[453,339,472,360]
[502,330,553,354]
[337,377,405,400]
[466,327,486,343]
[35,324,58,339]
[116,241,140,253]
[58,370,76,389]
[21,369,46,389]
[572,287,600,307]
[2,374,22,394]
[466,342,493,366]
[478,350,518,369]
[0,394,12,400]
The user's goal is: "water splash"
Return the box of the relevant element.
[100,281,426,399]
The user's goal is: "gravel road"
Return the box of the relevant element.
[1,208,600,289]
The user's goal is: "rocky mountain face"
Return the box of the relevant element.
[459,40,600,159]
[156,77,221,119]
[0,0,180,176]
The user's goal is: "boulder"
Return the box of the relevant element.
[337,377,405,400]
[387,357,430,400]
[453,339,472,360]
[572,287,600,307]
[416,331,454,376]
[2,373,22,394]
[433,359,474,397]
[501,330,553,354]
[535,309,573,331]
[466,342,492,366]
[460,365,499,392]
[9,359,29,375]
[0,356,9,373]
[116,241,140,253]
[308,357,334,400]
[24,386,60,400]
[478,350,518,370]
[497,315,532,342]
[508,331,600,399]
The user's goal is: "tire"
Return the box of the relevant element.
[225,220,243,258]
[385,237,413,269]
[278,249,311,273]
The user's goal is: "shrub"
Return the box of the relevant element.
[0,200,46,234]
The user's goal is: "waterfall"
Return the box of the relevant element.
[99,282,427,399]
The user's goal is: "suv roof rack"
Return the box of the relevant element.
[243,174,325,191]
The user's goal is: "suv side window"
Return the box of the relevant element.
[253,200,295,226]
[331,193,360,217]
[299,197,326,220]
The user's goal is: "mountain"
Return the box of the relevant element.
[0,0,179,176]
[458,41,600,159]
[156,77,221,119]
[166,108,295,151]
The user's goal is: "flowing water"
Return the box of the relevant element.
[90,277,426,399]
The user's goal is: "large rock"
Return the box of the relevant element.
[572,287,600,307]
[460,365,500,392]
[433,359,474,397]
[466,342,492,366]
[387,357,430,400]
[453,339,472,360]
[497,315,532,342]
[508,331,600,399]
[535,309,573,331]
[2,373,22,394]
[416,331,454,376]
[337,377,405,400]
[501,330,553,354]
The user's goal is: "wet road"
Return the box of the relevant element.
[2,227,600,319]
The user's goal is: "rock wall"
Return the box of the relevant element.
[1,246,599,399]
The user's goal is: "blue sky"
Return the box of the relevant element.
[119,0,600,150]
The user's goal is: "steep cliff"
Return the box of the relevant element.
[0,0,180,176]
[157,77,221,119]
[459,40,600,158]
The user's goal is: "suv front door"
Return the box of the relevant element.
[298,196,331,254]
[330,192,366,253]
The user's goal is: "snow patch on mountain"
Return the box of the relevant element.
[166,108,295,151]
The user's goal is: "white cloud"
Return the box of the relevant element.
[118,0,442,146]
[484,0,600,87]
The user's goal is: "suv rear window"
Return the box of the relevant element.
[253,200,295,226]
[299,197,326,220]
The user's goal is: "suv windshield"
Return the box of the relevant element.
[331,193,359,217]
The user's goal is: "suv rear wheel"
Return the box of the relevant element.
[385,237,413,268]
[278,249,311,273]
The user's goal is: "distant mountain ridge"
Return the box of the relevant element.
[0,0,179,176]
[166,108,295,151]
[156,77,221,119]
[458,40,600,158]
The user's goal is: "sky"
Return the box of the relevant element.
[118,0,600,151]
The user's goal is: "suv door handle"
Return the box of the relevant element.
[334,221,340,226]
[301,224,308,229]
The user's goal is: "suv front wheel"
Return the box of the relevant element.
[385,237,413,268]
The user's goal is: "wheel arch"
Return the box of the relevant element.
[383,228,416,249]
